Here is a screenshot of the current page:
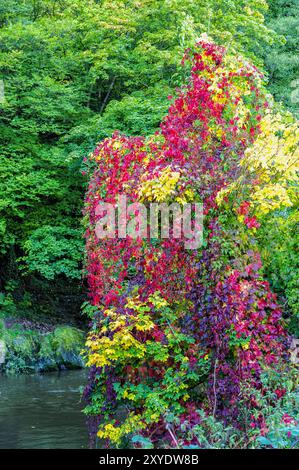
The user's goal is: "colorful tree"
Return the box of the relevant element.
[83,39,291,448]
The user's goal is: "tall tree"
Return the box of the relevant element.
[0,0,277,293]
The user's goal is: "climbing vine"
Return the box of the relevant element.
[83,38,295,448]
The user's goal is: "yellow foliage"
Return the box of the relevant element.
[242,112,298,183]
[85,308,148,368]
[138,166,181,202]
[242,112,298,215]
[206,50,263,132]
[215,181,238,206]
[216,112,298,217]
[175,187,196,204]
[97,413,145,445]
[85,293,168,368]
[251,183,293,216]
[86,330,146,368]
[123,389,136,401]
[148,292,168,309]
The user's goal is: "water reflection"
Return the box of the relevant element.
[0,370,88,449]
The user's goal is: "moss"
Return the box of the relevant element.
[51,326,85,354]
[38,326,85,371]
[51,326,85,370]
[3,326,39,374]
[38,334,57,371]
[1,324,86,374]
[0,319,5,339]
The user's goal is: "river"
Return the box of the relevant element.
[0,370,88,449]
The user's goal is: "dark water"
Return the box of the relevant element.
[0,370,88,449]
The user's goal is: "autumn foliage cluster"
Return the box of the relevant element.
[83,40,298,448]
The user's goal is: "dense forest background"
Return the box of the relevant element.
[0,0,298,326]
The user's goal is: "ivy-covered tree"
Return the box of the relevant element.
[83,39,293,448]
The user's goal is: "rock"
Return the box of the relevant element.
[1,323,86,374]
[0,339,6,364]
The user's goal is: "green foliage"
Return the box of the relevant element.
[0,291,17,318]
[21,226,84,280]
[264,0,299,117]
[246,367,299,448]
[0,318,5,338]
[98,85,173,137]
[258,205,299,336]
[258,422,299,449]
[181,409,242,449]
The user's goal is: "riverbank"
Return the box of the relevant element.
[0,319,85,374]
